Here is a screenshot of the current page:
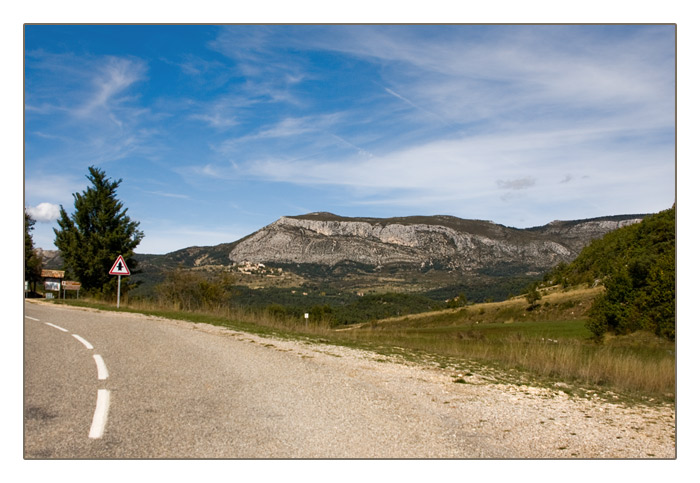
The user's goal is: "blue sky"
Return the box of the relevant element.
[24,24,676,254]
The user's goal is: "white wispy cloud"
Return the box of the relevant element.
[209,113,350,163]
[253,116,325,139]
[78,56,147,116]
[190,109,239,129]
[382,86,451,126]
[143,190,191,200]
[25,51,160,169]
[306,25,674,129]
[26,51,147,119]
[241,115,673,225]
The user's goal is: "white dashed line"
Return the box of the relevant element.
[93,354,109,380]
[72,334,94,350]
[88,389,110,439]
[29,313,112,439]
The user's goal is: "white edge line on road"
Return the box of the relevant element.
[45,322,68,332]
[72,334,94,350]
[25,315,40,321]
[93,354,109,380]
[89,389,110,439]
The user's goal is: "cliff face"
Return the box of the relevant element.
[36,248,63,270]
[228,212,645,274]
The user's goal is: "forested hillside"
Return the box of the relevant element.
[545,206,675,341]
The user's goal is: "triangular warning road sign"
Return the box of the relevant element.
[109,255,131,275]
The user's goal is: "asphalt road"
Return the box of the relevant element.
[24,301,470,459]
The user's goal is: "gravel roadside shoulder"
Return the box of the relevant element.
[228,327,676,458]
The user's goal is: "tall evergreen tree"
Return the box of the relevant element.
[54,166,144,296]
[24,209,43,291]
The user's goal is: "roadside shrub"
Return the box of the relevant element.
[156,269,232,312]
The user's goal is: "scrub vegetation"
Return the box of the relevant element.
[546,205,675,341]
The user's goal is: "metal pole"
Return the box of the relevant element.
[117,275,121,308]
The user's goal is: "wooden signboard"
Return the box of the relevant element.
[62,281,81,291]
[41,270,65,279]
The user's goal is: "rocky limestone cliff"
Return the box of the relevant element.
[228,212,646,275]
[36,248,63,269]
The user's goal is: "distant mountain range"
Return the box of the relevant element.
[228,212,645,270]
[125,212,647,297]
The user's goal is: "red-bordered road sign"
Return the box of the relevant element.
[109,255,131,276]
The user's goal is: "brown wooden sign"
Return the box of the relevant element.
[41,269,65,279]
[62,281,81,291]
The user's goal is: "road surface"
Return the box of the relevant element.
[24,300,675,459]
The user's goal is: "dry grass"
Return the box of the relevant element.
[331,325,675,399]
[326,285,674,399]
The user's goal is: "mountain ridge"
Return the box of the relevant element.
[226,212,646,273]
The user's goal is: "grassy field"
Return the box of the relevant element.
[45,285,675,403]
[333,286,675,400]
[334,319,674,400]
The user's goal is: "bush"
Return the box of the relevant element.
[525,283,542,309]
[156,269,232,311]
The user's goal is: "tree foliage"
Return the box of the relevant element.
[24,209,43,290]
[152,267,448,326]
[156,269,234,312]
[524,282,542,309]
[54,166,144,296]
[545,206,675,341]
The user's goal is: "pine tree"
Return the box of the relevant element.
[54,166,144,296]
[24,209,43,292]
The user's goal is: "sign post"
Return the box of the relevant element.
[109,255,131,308]
[41,270,64,299]
[62,281,81,299]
